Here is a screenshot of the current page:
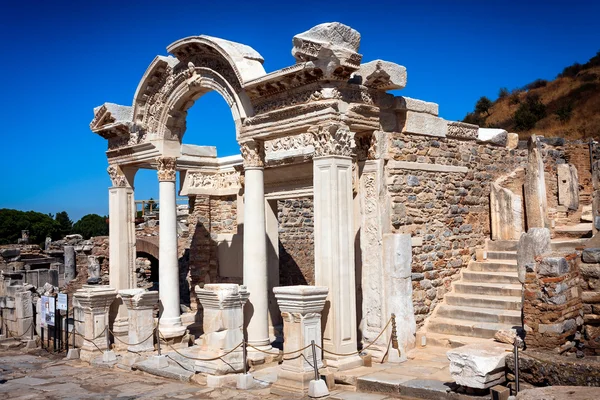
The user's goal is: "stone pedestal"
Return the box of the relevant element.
[241,141,271,352]
[194,284,249,375]
[312,123,362,370]
[271,285,328,397]
[118,289,159,352]
[2,285,34,338]
[157,157,186,339]
[73,285,117,362]
[557,164,579,211]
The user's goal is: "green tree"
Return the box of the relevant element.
[475,96,493,115]
[513,94,546,131]
[55,211,73,237]
[0,209,60,245]
[72,214,109,239]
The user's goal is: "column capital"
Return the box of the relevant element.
[309,122,355,158]
[240,140,265,169]
[156,157,177,181]
[107,163,127,187]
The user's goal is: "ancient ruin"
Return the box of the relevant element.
[2,21,600,398]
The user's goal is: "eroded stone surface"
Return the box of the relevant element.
[447,343,509,389]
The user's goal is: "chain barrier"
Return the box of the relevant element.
[316,315,395,357]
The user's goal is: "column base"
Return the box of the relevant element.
[247,343,277,364]
[324,354,363,371]
[271,369,315,397]
[158,319,187,340]
[195,349,245,375]
[112,318,129,351]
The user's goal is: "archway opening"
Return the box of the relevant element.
[183,91,239,156]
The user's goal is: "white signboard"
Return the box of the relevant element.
[42,296,56,327]
[40,296,47,328]
[57,293,67,311]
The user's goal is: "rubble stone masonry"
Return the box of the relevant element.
[387,133,528,325]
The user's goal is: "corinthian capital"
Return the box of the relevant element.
[240,140,265,169]
[156,157,177,182]
[309,122,355,157]
[107,164,127,187]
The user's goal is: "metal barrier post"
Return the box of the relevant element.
[156,327,161,356]
[242,339,248,375]
[514,338,520,393]
[311,340,319,381]
[105,324,110,351]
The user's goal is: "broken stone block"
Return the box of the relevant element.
[402,111,447,137]
[477,128,508,146]
[537,257,569,277]
[557,164,579,211]
[447,343,509,389]
[292,22,361,75]
[517,228,551,283]
[524,135,549,229]
[582,248,600,263]
[357,60,406,90]
[490,183,523,240]
[507,133,519,150]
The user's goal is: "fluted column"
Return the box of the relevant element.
[311,122,362,371]
[107,163,137,349]
[240,140,271,349]
[157,157,185,338]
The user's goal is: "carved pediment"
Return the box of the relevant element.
[90,103,133,139]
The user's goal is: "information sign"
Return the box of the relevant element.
[57,293,67,311]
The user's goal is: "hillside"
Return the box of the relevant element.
[463,51,600,140]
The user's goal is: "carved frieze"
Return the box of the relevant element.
[156,157,177,182]
[187,170,241,191]
[310,123,355,157]
[446,121,478,140]
[107,164,127,187]
[240,141,265,168]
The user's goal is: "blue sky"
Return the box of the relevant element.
[1,0,598,221]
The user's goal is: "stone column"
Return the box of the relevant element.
[194,284,249,374]
[157,157,186,338]
[73,285,117,362]
[271,285,328,397]
[118,289,159,352]
[311,122,362,370]
[240,141,271,349]
[107,163,137,349]
[64,245,76,282]
[592,160,600,235]
[524,135,549,229]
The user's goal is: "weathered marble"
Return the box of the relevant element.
[557,163,579,211]
[524,135,549,229]
[119,289,159,352]
[447,343,509,389]
[517,228,551,283]
[490,183,522,240]
[271,285,328,396]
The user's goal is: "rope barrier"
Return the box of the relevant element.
[108,326,156,347]
[158,331,244,362]
[316,316,393,357]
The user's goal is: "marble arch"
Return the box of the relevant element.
[91,22,423,367]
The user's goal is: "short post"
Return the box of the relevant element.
[41,324,44,350]
[105,324,110,350]
[156,325,161,356]
[514,339,520,393]
[242,338,247,375]
[311,340,319,381]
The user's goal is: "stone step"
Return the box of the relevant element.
[554,223,593,238]
[468,260,518,272]
[486,251,517,261]
[445,293,522,311]
[453,282,522,297]
[416,331,491,349]
[551,238,588,251]
[486,240,518,252]
[462,270,520,284]
[436,305,521,325]
[426,317,516,339]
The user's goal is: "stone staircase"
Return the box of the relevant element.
[418,240,522,347]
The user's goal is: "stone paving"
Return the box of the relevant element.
[0,346,458,399]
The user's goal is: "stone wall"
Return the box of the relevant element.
[187,194,239,308]
[579,249,600,355]
[523,253,583,350]
[387,133,527,325]
[277,198,315,286]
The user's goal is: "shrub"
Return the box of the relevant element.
[72,214,109,239]
[559,63,583,78]
[462,112,483,126]
[475,96,493,115]
[555,104,573,123]
[498,87,509,99]
[513,94,546,130]
[525,79,548,91]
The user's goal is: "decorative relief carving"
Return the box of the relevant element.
[107,164,127,187]
[355,133,376,161]
[240,141,265,168]
[156,157,177,181]
[264,133,313,154]
[188,170,241,190]
[447,121,478,140]
[309,123,355,157]
[254,86,324,115]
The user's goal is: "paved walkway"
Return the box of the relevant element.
[0,346,457,399]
